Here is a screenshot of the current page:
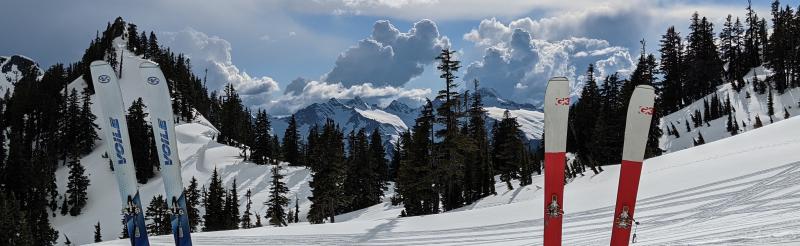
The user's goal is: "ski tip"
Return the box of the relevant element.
[635,85,655,91]
[548,77,569,83]
[139,61,159,69]
[90,60,110,67]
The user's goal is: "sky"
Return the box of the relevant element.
[0,0,784,114]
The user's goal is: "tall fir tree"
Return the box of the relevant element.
[145,194,171,235]
[127,98,158,183]
[94,222,102,243]
[203,168,226,231]
[434,49,466,211]
[282,115,301,166]
[241,189,254,229]
[265,164,289,226]
[659,26,686,113]
[465,80,495,200]
[184,176,201,232]
[307,119,347,223]
[251,110,272,165]
[570,64,602,173]
[224,179,240,229]
[78,87,99,155]
[66,158,90,216]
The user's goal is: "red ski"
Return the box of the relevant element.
[609,85,655,246]
[543,77,570,246]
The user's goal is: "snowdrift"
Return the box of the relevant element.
[93,108,800,245]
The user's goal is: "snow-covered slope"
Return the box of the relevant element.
[660,66,800,153]
[94,103,800,245]
[52,39,315,245]
[0,54,40,93]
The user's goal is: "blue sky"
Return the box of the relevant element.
[0,0,784,114]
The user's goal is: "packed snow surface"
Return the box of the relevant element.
[92,114,800,245]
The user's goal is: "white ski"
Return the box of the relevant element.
[543,77,570,246]
[89,60,150,246]
[139,61,193,246]
[609,85,655,246]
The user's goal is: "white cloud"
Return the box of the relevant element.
[159,28,280,104]
[322,19,450,87]
[463,19,635,105]
[266,80,431,115]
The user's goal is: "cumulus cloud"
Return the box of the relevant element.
[159,28,279,102]
[322,19,449,87]
[463,18,634,105]
[265,80,431,115]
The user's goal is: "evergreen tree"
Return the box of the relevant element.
[766,0,791,93]
[271,135,282,162]
[241,189,253,229]
[754,115,764,128]
[254,212,263,227]
[307,119,347,223]
[78,87,99,155]
[695,132,706,146]
[148,31,160,58]
[94,222,102,243]
[368,128,389,202]
[0,192,34,245]
[66,158,90,216]
[224,179,240,229]
[465,80,495,199]
[403,99,438,215]
[343,128,387,212]
[266,164,289,226]
[139,31,149,58]
[492,110,526,189]
[768,87,775,122]
[727,111,738,135]
[126,23,140,55]
[184,176,201,232]
[434,48,466,211]
[145,194,171,235]
[686,12,724,102]
[282,115,301,166]
[251,110,272,164]
[127,98,158,183]
[570,64,602,173]
[203,168,226,231]
[744,0,764,68]
[294,197,300,223]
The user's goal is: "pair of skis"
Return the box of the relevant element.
[542,78,655,246]
[91,61,193,246]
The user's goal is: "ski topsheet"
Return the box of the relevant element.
[140,61,193,246]
[609,85,655,246]
[90,61,150,246]
[543,77,570,246]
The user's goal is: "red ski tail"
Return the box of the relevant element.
[609,160,643,246]
[544,152,566,246]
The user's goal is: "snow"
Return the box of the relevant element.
[660,66,800,153]
[51,39,316,245]
[485,106,544,140]
[56,38,800,245]
[90,99,800,245]
[355,108,408,131]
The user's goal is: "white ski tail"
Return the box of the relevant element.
[139,61,193,246]
[89,60,150,246]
